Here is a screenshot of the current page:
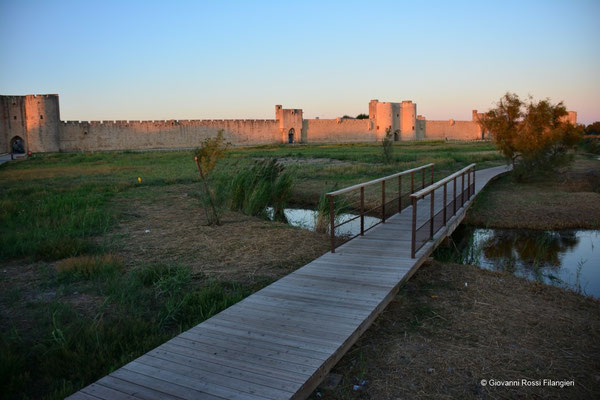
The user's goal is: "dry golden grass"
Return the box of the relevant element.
[314,261,600,399]
[56,254,123,276]
[110,184,330,284]
[466,158,600,229]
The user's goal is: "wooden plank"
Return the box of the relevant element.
[202,317,341,353]
[66,392,102,400]
[118,362,270,400]
[271,279,386,302]
[178,330,327,366]
[241,294,370,321]
[279,273,393,291]
[165,337,314,379]
[233,300,361,328]
[191,322,337,356]
[213,310,352,342]
[94,375,183,400]
[259,285,381,309]
[223,302,359,332]
[144,349,301,396]
[81,383,142,400]
[289,270,397,288]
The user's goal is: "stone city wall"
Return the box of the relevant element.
[424,120,483,140]
[302,118,374,142]
[59,119,280,151]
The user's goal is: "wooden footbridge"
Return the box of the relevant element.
[68,163,510,400]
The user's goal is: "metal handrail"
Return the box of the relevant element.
[326,163,434,197]
[326,163,435,253]
[411,163,475,200]
[410,164,477,258]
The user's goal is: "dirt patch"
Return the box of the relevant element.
[110,184,330,283]
[313,261,600,399]
[466,158,600,229]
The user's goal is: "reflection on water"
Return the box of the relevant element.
[437,226,600,298]
[268,207,380,236]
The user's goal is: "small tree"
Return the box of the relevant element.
[382,127,394,164]
[585,121,600,135]
[478,93,583,181]
[194,131,228,225]
[356,113,369,119]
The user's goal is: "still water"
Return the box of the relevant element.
[272,207,600,298]
[438,227,600,298]
[270,207,380,236]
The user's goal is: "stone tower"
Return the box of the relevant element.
[275,105,303,143]
[0,94,61,153]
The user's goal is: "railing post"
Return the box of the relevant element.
[453,176,457,215]
[411,196,417,258]
[329,195,335,253]
[443,182,447,225]
[421,168,425,190]
[429,190,435,239]
[430,164,434,185]
[473,168,476,196]
[467,167,471,200]
[411,171,414,194]
[398,175,402,212]
[360,186,364,236]
[461,172,465,207]
[381,180,386,223]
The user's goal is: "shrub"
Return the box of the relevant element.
[382,127,395,164]
[194,131,229,225]
[479,93,583,181]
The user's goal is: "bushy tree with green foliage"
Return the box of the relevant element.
[194,130,228,225]
[585,121,600,135]
[478,93,583,181]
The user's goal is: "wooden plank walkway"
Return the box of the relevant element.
[67,164,511,400]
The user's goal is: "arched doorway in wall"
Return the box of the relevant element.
[10,136,25,154]
[288,128,295,144]
[394,130,400,142]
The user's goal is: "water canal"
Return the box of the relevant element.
[272,207,600,298]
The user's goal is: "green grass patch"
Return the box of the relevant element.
[0,263,257,400]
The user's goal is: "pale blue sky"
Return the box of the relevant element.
[1,0,598,124]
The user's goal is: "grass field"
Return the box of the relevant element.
[0,140,540,400]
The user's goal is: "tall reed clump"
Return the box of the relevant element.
[230,158,293,222]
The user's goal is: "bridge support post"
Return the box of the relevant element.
[411,172,414,194]
[381,180,386,223]
[360,187,364,235]
[468,168,471,200]
[398,175,402,212]
[329,195,335,253]
[443,182,447,225]
[461,172,465,207]
[430,190,435,239]
[411,197,417,258]
[453,176,457,215]
[422,169,425,190]
[430,164,434,185]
